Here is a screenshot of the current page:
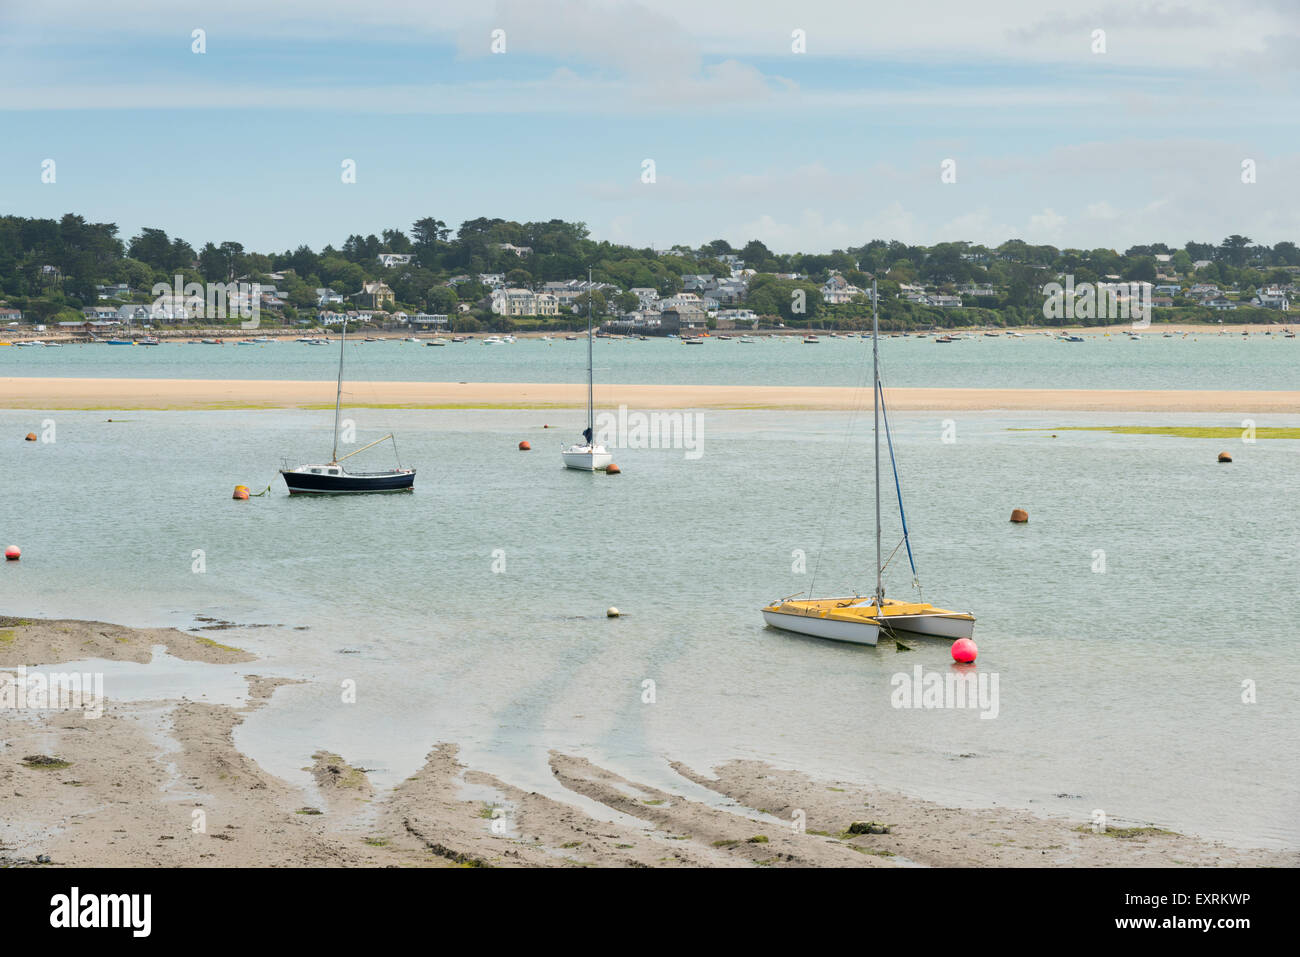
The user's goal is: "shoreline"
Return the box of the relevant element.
[2,615,1291,868]
[1,321,1293,345]
[2,377,1298,413]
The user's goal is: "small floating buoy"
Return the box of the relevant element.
[4,545,19,561]
[233,485,250,500]
[518,440,531,451]
[607,607,620,618]
[951,638,977,662]
[24,432,36,441]
[1218,451,1232,463]
[606,463,621,474]
[1010,508,1028,523]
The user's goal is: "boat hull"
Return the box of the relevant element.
[762,597,974,646]
[280,469,415,494]
[562,446,613,471]
[762,609,880,646]
[876,612,976,640]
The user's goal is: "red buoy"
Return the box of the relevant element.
[1010,508,1028,523]
[518,440,531,451]
[4,546,20,561]
[24,432,36,441]
[606,463,621,474]
[951,638,977,662]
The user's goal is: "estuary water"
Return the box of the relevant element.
[2,402,1297,849]
[2,330,1298,391]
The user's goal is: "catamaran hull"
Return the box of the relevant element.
[877,614,975,640]
[280,470,415,494]
[762,610,880,646]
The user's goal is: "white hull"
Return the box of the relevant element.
[877,613,975,640]
[562,445,613,471]
[762,609,880,646]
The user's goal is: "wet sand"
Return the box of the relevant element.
[1,377,1297,413]
[1,616,1292,868]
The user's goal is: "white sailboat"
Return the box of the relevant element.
[762,281,975,646]
[562,268,613,471]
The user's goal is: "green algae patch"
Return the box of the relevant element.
[1011,426,1300,439]
[194,635,245,654]
[1075,824,1178,838]
[22,754,71,770]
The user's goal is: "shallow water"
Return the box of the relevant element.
[3,332,1298,391]
[2,406,1296,848]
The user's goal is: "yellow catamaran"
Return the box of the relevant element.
[761,281,975,647]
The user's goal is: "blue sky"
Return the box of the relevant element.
[3,0,1299,253]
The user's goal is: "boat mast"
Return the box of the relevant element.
[332,318,346,463]
[586,267,594,443]
[873,279,882,607]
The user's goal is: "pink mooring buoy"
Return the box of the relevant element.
[4,545,20,561]
[951,637,977,663]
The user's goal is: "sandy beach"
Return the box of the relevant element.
[2,615,1291,868]
[2,377,1298,413]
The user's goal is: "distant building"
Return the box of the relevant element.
[822,274,863,304]
[659,306,708,335]
[497,243,532,257]
[0,307,23,322]
[353,281,395,309]
[491,288,559,316]
[715,308,759,329]
[96,283,131,300]
[377,253,413,268]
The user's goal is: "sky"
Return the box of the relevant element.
[2,0,1299,254]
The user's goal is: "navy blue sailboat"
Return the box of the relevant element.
[280,319,415,494]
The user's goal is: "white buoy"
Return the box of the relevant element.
[606,607,620,618]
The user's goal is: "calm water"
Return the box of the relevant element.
[2,406,1297,848]
[3,332,1299,390]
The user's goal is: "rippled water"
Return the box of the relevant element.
[2,405,1296,848]
[3,332,1298,390]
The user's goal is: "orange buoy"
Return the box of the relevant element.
[233,485,250,500]
[518,440,531,451]
[951,638,977,662]
[606,463,621,474]
[4,545,19,561]
[1010,508,1028,523]
[24,432,36,441]
[1218,451,1232,463]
